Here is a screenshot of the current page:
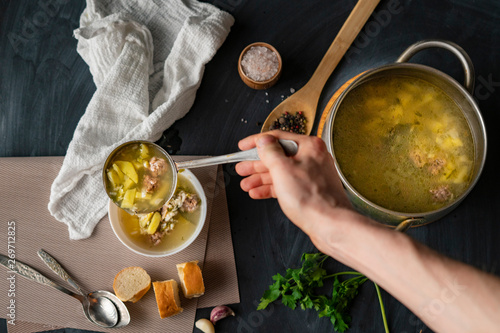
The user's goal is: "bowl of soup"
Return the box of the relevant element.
[321,40,487,228]
[108,168,207,257]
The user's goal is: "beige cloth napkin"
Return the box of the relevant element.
[0,156,239,333]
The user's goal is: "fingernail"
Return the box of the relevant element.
[257,135,276,148]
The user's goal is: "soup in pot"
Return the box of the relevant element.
[333,75,474,213]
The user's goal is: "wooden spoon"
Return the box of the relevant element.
[261,0,381,135]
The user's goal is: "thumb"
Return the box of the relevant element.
[256,135,288,169]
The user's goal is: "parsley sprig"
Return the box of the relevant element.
[257,252,389,333]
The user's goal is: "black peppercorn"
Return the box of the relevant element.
[269,111,307,134]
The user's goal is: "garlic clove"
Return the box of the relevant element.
[195,318,215,333]
[210,305,235,325]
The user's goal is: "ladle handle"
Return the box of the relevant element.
[176,139,298,169]
[38,249,86,296]
[0,254,82,300]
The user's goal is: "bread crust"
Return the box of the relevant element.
[176,260,205,299]
[128,284,151,303]
[153,280,183,318]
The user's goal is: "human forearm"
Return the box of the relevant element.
[237,132,500,332]
[310,206,500,333]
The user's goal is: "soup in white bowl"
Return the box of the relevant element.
[108,169,206,257]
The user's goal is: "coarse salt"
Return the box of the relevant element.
[241,46,279,82]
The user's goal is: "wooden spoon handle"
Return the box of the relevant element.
[304,0,381,95]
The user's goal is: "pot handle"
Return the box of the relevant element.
[396,40,475,94]
[395,218,426,232]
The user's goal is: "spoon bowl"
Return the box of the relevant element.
[76,291,119,328]
[86,293,117,327]
[261,87,316,135]
[90,290,130,328]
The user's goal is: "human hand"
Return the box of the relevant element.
[236,131,352,235]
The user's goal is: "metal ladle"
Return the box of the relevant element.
[0,253,129,328]
[104,139,298,214]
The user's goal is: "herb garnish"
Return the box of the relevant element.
[257,252,389,333]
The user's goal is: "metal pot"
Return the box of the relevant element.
[321,40,487,231]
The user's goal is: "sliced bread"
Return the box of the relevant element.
[152,279,183,318]
[113,266,151,303]
[176,260,205,299]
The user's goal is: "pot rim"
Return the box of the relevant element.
[324,62,487,219]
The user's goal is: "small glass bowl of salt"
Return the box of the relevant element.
[238,42,282,90]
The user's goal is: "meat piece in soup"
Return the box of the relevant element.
[149,156,168,176]
[143,175,159,193]
[333,75,474,213]
[430,185,453,203]
[181,195,199,213]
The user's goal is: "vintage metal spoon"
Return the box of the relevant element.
[36,249,130,328]
[0,253,128,328]
[261,0,381,135]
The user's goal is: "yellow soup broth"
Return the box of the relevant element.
[333,76,474,213]
[118,174,200,252]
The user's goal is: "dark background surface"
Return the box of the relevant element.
[1,0,500,332]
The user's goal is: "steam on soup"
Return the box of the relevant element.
[333,76,474,213]
[118,174,201,251]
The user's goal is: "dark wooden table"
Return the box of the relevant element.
[1,0,499,332]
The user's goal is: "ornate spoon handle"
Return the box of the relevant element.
[37,249,85,296]
[0,254,78,298]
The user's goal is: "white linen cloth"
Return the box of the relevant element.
[48,0,234,240]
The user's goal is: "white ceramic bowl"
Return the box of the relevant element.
[108,169,207,257]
